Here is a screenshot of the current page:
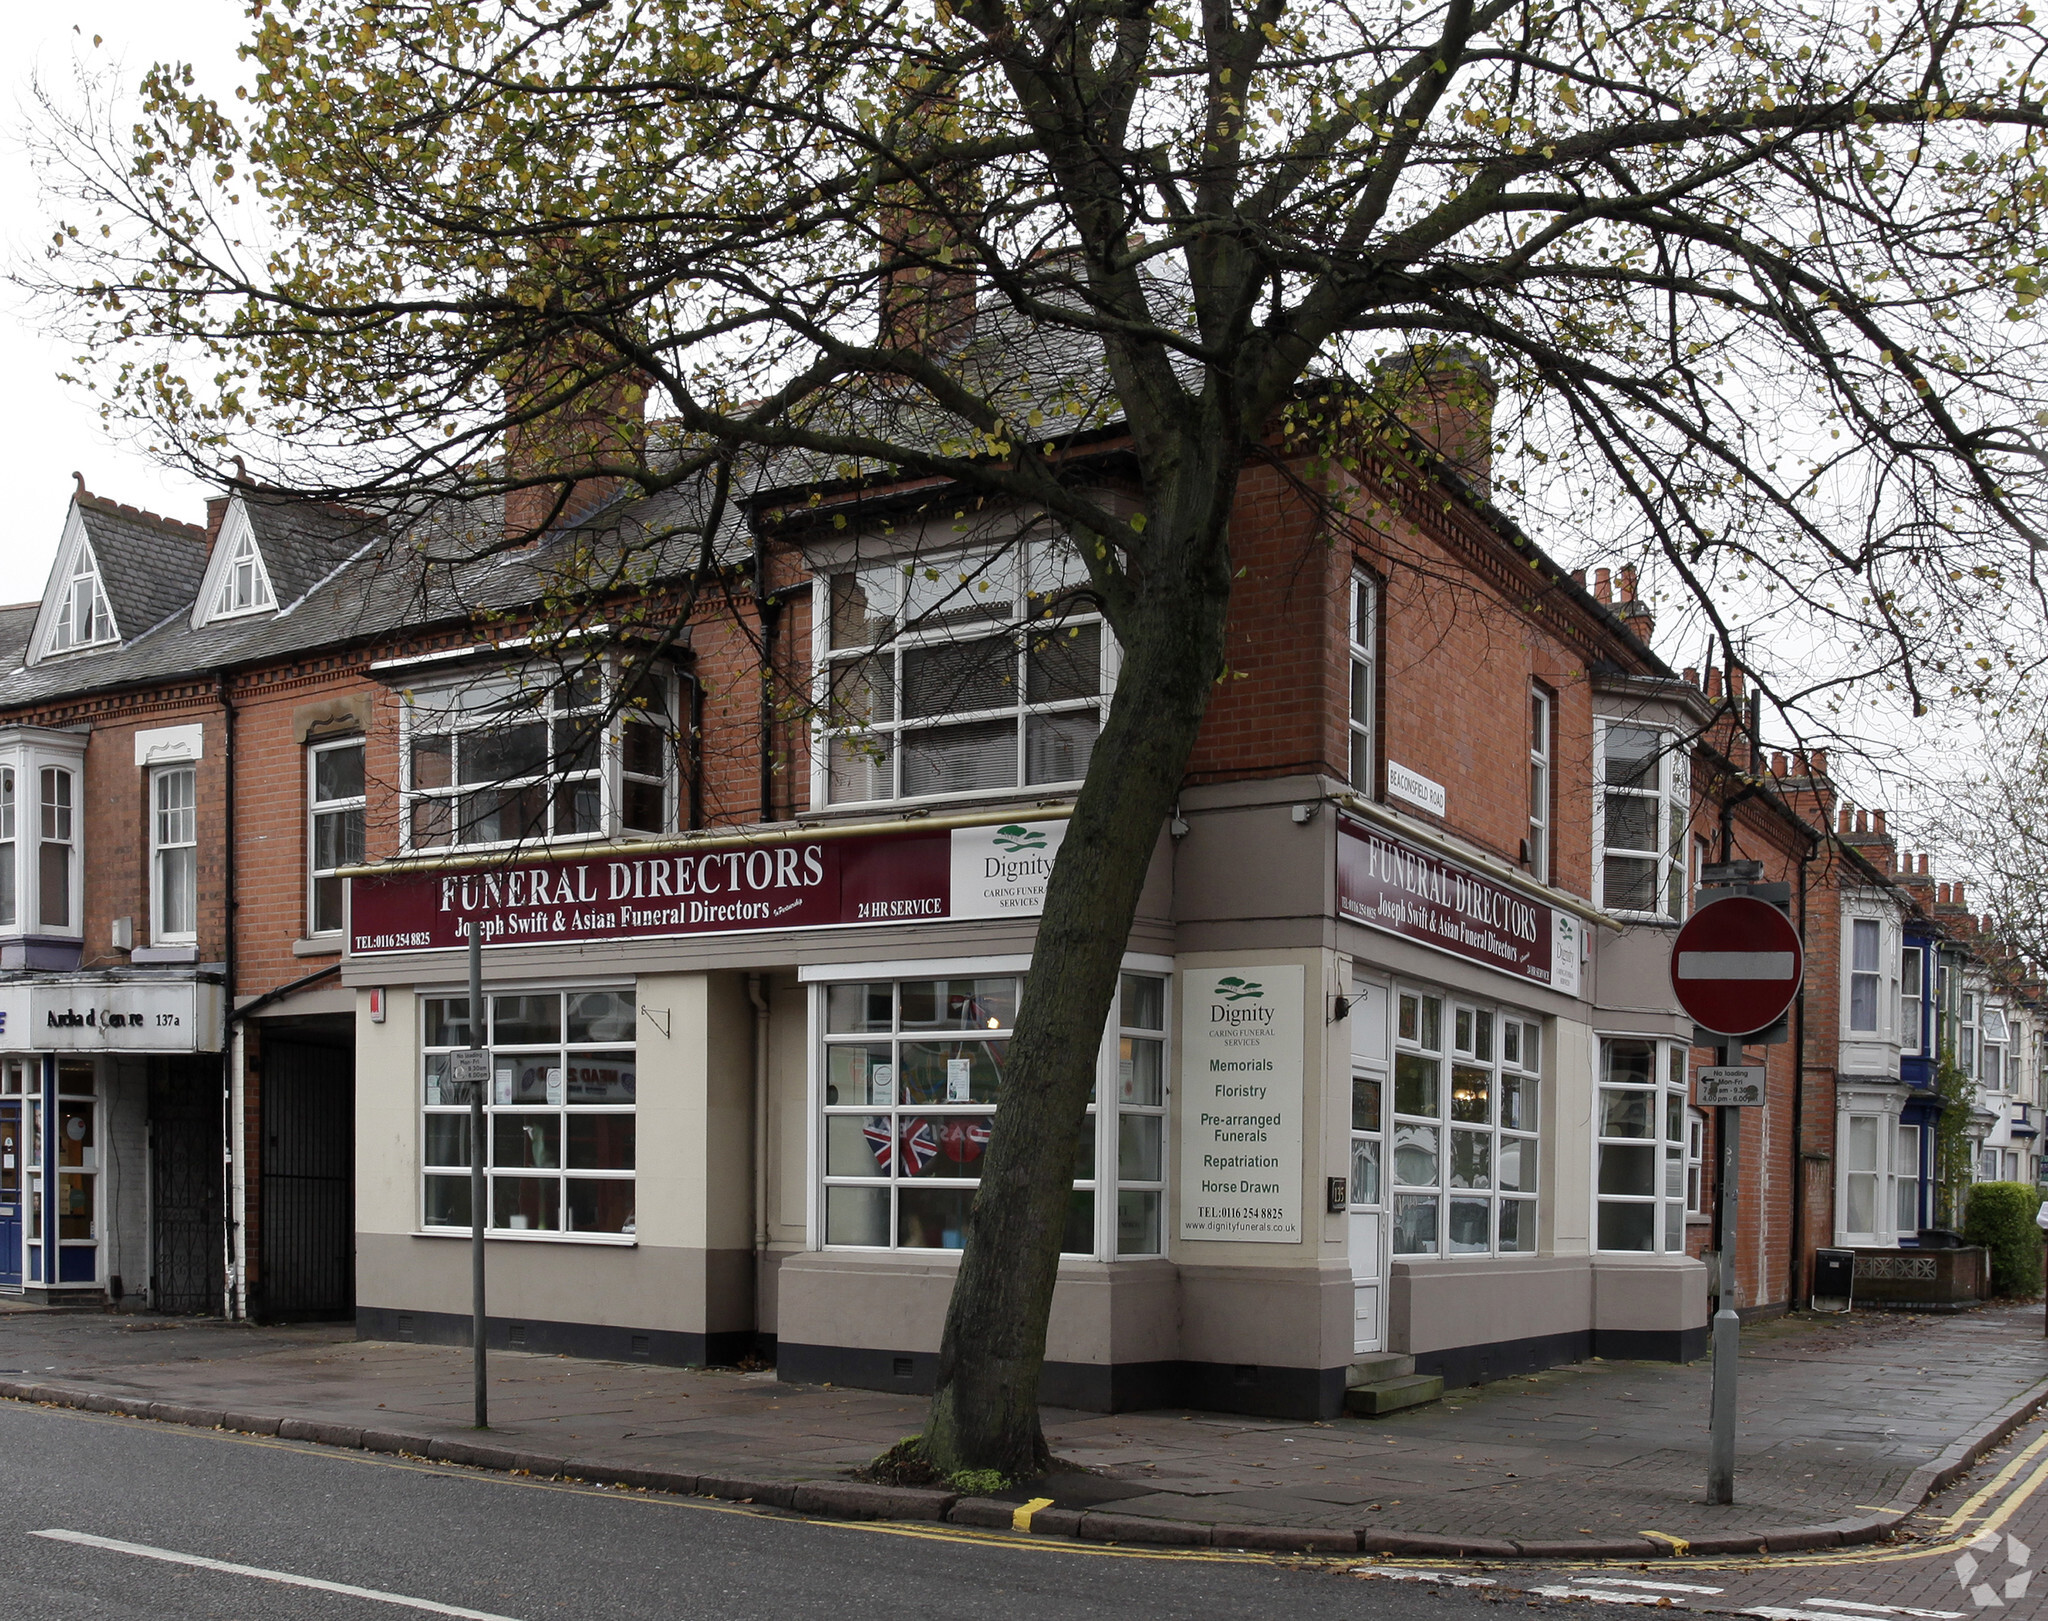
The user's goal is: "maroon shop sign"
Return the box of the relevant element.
[347,818,1067,956]
[1337,816,1579,993]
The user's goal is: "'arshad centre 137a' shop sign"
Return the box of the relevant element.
[347,819,1067,955]
[1337,815,1582,995]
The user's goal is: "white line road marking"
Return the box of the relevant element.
[1740,1609,1964,1621]
[1802,1601,1966,1619]
[1534,1586,1685,1605]
[1677,951,1796,980]
[1350,1570,1498,1586]
[30,1529,525,1620]
[1574,1577,1727,1594]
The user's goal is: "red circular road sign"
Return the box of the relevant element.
[1669,895,1805,1036]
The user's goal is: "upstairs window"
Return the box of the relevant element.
[1348,575,1377,793]
[1848,918,1881,1032]
[47,541,116,654]
[38,767,74,930]
[0,769,13,929]
[1902,947,1924,1055]
[309,740,366,936]
[1595,723,1688,920]
[1527,687,1552,882]
[152,766,198,944]
[1959,991,1978,1078]
[1983,1006,2009,1091]
[400,657,679,852]
[210,527,275,618]
[818,536,1112,806]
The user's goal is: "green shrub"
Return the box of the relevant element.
[948,1467,1009,1497]
[1963,1181,2045,1296]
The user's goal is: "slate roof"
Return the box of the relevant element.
[238,493,386,610]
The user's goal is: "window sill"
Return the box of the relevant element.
[131,945,197,965]
[413,1228,637,1246]
[292,937,343,958]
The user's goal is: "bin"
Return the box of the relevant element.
[1812,1247,1855,1312]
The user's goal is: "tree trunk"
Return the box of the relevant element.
[923,486,1236,1479]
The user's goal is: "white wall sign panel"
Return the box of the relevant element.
[1179,962,1305,1243]
[0,980,223,1053]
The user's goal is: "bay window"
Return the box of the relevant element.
[817,970,1165,1257]
[420,988,637,1238]
[1595,723,1688,919]
[1983,1006,2008,1091]
[151,766,198,944]
[0,768,14,929]
[0,733,86,944]
[400,656,679,852]
[38,767,74,931]
[1390,989,1540,1257]
[1595,1037,1689,1252]
[1848,918,1881,1033]
[1902,947,1923,1055]
[816,534,1114,806]
[1896,1123,1921,1232]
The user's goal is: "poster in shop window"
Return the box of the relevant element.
[1180,963,1304,1244]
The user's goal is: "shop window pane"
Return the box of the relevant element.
[826,983,893,1034]
[424,1174,471,1227]
[1117,1190,1161,1256]
[1447,1197,1491,1254]
[1473,1010,1493,1061]
[900,978,1017,1032]
[1398,993,1418,1043]
[1600,1089,1653,1138]
[1521,1023,1541,1069]
[566,1178,636,1235]
[423,1053,474,1108]
[57,1173,92,1240]
[1071,1114,1095,1181]
[565,1053,635,1102]
[1500,1198,1536,1252]
[1455,1007,1473,1053]
[902,719,1017,797]
[1393,1193,1439,1255]
[1351,1075,1383,1132]
[1497,1135,1533,1193]
[495,1056,557,1106]
[1597,1201,1656,1252]
[57,1104,94,1168]
[1665,1203,1684,1252]
[1420,996,1442,1050]
[57,1061,95,1097]
[1062,1189,1095,1255]
[1120,974,1164,1032]
[902,1041,1007,1105]
[1450,1065,1491,1124]
[1351,1137,1381,1205]
[1118,1115,1162,1181]
[1502,1020,1520,1066]
[918,1116,995,1179]
[825,1044,894,1106]
[1665,1145,1685,1199]
[900,1186,975,1248]
[492,1176,561,1232]
[1665,1091,1685,1141]
[494,1114,561,1170]
[1395,1053,1439,1117]
[826,1185,889,1245]
[1394,1124,1439,1187]
[423,1114,472,1168]
[1449,1129,1492,1189]
[1500,1074,1536,1132]
[1599,1144,1656,1197]
[567,1115,635,1171]
[567,991,634,1044]
[1120,1037,1162,1106]
[1602,1039,1656,1088]
[492,995,561,1046]
[825,1114,887,1177]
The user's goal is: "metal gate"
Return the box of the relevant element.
[149,1058,224,1315]
[257,1036,354,1320]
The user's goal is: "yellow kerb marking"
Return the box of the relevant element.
[1639,1531,1690,1555]
[1939,1429,2048,1533]
[1013,1496,1055,1532]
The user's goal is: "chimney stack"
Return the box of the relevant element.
[502,338,648,545]
[1385,345,1497,495]
[1594,567,1612,603]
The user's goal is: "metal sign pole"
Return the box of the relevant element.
[468,925,488,1431]
[1708,1053,1739,1505]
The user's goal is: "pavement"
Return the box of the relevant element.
[0,1301,2044,1561]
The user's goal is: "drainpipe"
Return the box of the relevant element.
[217,673,244,1321]
[1789,839,1815,1307]
[747,973,771,1345]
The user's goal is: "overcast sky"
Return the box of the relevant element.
[1,2,248,606]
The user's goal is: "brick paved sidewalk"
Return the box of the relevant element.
[0,1301,2042,1553]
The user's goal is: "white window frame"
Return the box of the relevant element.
[812,533,1118,810]
[812,965,1168,1260]
[1983,1004,2009,1092]
[1838,1108,1894,1244]
[308,738,366,937]
[1594,1037,1691,1253]
[1389,987,1542,1260]
[44,539,117,656]
[398,656,679,854]
[36,764,79,936]
[1527,687,1551,883]
[1901,946,1924,1056]
[209,525,276,619]
[1593,720,1689,921]
[418,985,638,1242]
[150,765,199,946]
[0,767,15,931]
[1848,917,1882,1034]
[1960,990,1979,1079]
[1896,1121,1921,1234]
[1348,574,1377,795]
[1685,1107,1707,1216]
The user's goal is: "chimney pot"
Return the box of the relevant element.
[1771,751,1787,776]
[1617,563,1638,601]
[1684,667,1699,687]
[1920,853,1929,875]
[1873,809,1887,836]
[1572,568,1587,586]
[1855,808,1868,834]
[1594,567,1613,603]
[1938,882,1950,905]
[1955,883,1967,908]
[1811,749,1827,776]
[1706,668,1723,699]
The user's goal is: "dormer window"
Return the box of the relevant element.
[46,540,116,654]
[210,527,275,618]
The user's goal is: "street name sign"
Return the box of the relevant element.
[1670,894,1804,1036]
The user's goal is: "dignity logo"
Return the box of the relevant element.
[993,825,1048,854]
[1211,976,1272,1024]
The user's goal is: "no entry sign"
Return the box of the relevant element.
[1670,895,1804,1036]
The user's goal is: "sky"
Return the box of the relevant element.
[1,1,249,607]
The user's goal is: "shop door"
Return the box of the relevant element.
[149,1058,224,1315]
[0,1100,20,1290]
[257,1036,355,1320]
[1347,979,1391,1357]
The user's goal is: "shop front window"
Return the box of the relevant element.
[818,971,1165,1257]
[1594,1038,1689,1252]
[419,987,637,1238]
[1389,988,1541,1257]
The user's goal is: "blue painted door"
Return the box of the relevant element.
[0,1101,21,1289]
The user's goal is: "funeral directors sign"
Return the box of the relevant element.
[1338,815,1580,995]
[348,819,1066,956]
[1180,963,1305,1244]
